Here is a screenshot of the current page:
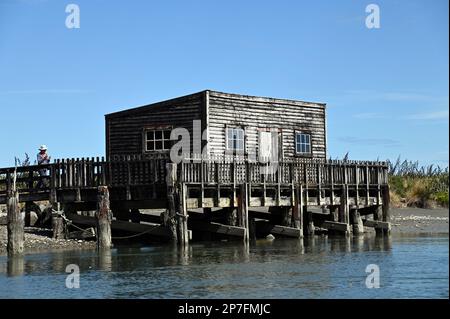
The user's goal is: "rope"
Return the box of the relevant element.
[112,226,159,240]
[54,209,159,240]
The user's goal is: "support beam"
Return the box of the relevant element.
[363,219,391,232]
[96,186,112,249]
[255,220,303,238]
[321,221,351,233]
[188,220,246,237]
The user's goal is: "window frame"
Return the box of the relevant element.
[143,127,172,153]
[295,131,312,157]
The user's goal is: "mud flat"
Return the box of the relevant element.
[0,225,96,255]
[390,207,449,234]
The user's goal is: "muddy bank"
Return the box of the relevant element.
[390,207,449,234]
[0,225,96,256]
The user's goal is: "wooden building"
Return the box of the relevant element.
[0,90,391,250]
[105,90,327,161]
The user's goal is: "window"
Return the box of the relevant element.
[145,129,171,151]
[295,133,311,154]
[226,128,245,152]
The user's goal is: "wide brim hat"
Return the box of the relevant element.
[39,145,48,151]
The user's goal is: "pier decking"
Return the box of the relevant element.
[0,155,391,245]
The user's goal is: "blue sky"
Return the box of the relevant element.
[0,0,448,167]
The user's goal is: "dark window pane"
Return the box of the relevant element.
[146,141,154,151]
[155,131,163,140]
[162,140,171,150]
[155,141,163,150]
[147,131,154,141]
[164,130,171,140]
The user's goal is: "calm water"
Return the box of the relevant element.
[0,234,448,299]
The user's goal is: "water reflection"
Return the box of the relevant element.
[7,256,24,277]
[0,234,446,299]
[98,249,112,271]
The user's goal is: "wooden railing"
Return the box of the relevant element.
[180,159,388,186]
[0,156,388,196]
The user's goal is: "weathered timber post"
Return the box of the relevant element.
[7,255,24,277]
[339,185,350,224]
[293,185,304,238]
[50,189,65,240]
[238,183,249,242]
[178,183,189,246]
[351,209,364,235]
[338,185,350,236]
[165,163,178,243]
[372,205,383,236]
[305,211,315,236]
[248,217,256,243]
[329,206,339,222]
[225,207,238,226]
[280,207,292,227]
[96,186,112,249]
[382,184,391,235]
[7,189,24,256]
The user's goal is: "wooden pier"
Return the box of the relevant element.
[0,155,391,247]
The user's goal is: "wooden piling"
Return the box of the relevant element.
[178,183,189,246]
[351,209,364,235]
[50,189,65,239]
[165,163,178,242]
[305,211,315,236]
[96,186,112,249]
[7,189,24,256]
[280,207,292,227]
[238,183,249,242]
[382,185,391,235]
[292,185,304,238]
[338,185,350,236]
[225,207,238,226]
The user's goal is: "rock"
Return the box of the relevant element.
[29,211,39,226]
[266,234,275,240]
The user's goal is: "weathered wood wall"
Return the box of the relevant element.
[105,92,205,159]
[206,91,327,159]
[105,90,326,160]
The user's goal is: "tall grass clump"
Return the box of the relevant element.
[387,157,449,208]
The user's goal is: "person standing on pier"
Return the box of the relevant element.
[36,145,51,188]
